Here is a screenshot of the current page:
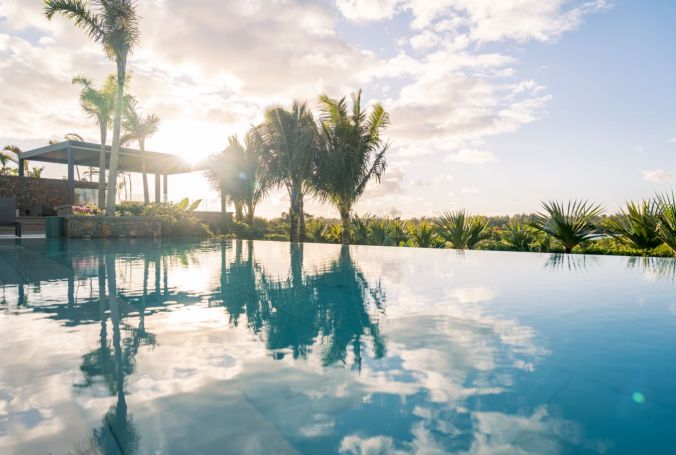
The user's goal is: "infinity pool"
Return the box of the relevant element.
[1,239,675,454]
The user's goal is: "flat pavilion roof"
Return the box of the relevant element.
[21,140,208,175]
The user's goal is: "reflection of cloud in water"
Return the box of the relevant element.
[0,239,613,454]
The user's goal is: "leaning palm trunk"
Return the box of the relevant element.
[98,124,107,209]
[106,59,127,214]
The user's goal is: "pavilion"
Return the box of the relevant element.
[20,140,209,205]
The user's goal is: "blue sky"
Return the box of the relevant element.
[0,0,674,217]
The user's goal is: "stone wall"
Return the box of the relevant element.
[64,216,162,238]
[0,175,98,216]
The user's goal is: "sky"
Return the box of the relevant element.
[0,0,675,218]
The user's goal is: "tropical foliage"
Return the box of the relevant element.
[604,200,662,252]
[656,193,676,252]
[1,145,43,177]
[256,101,318,242]
[530,200,603,253]
[206,133,269,225]
[72,74,118,208]
[314,90,390,244]
[434,210,489,249]
[45,0,140,214]
[122,97,160,204]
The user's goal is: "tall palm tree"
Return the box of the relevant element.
[206,135,247,222]
[315,90,390,244]
[530,200,603,253]
[45,0,140,215]
[257,101,318,242]
[72,74,117,208]
[122,97,160,204]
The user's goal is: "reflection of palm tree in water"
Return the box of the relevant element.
[76,255,151,454]
[214,240,270,334]
[215,241,387,369]
[313,246,386,369]
[92,255,139,454]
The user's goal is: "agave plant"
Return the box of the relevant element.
[434,210,489,249]
[604,199,662,253]
[656,193,676,253]
[530,200,603,253]
[408,220,437,248]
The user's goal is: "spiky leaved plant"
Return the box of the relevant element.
[434,210,489,249]
[530,200,603,253]
[604,199,662,253]
[656,193,676,254]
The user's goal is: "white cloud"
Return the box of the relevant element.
[445,148,498,164]
[335,0,399,21]
[461,187,480,194]
[669,137,676,143]
[642,170,676,183]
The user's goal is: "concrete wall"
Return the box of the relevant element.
[64,216,162,238]
[0,175,97,216]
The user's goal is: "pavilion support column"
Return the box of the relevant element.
[155,174,161,203]
[163,175,168,203]
[18,159,24,177]
[67,144,74,205]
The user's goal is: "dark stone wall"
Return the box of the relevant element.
[0,176,97,216]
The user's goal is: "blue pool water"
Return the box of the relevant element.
[1,238,675,454]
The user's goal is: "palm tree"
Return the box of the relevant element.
[530,200,603,253]
[256,101,319,242]
[435,210,489,249]
[0,146,19,175]
[1,145,44,177]
[72,74,117,208]
[45,0,140,215]
[656,192,676,253]
[207,131,270,225]
[315,90,390,244]
[206,136,247,221]
[122,97,160,204]
[604,199,662,253]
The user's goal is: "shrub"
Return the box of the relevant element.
[434,210,489,249]
[140,203,209,238]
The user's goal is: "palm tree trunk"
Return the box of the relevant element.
[234,201,243,222]
[299,196,306,242]
[105,55,127,215]
[246,201,254,225]
[289,184,300,243]
[341,209,351,245]
[98,124,107,209]
[140,138,149,204]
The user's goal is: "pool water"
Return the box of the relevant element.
[1,238,675,454]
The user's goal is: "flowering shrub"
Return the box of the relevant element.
[72,204,101,216]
